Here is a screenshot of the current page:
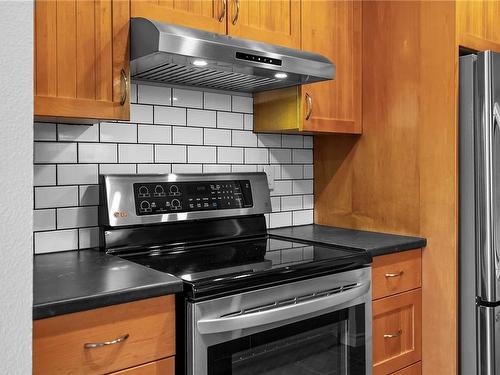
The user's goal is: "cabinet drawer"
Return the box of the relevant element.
[373,289,422,375]
[372,249,421,300]
[33,295,175,374]
[111,357,175,375]
[391,361,421,375]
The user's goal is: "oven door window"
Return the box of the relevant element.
[207,304,366,375]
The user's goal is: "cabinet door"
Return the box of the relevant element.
[227,0,300,48]
[372,289,422,375]
[301,0,362,133]
[35,0,130,121]
[131,0,227,34]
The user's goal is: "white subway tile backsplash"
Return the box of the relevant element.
[58,164,98,185]
[173,88,202,108]
[33,209,56,231]
[188,146,216,163]
[99,164,136,174]
[119,144,153,163]
[35,186,79,209]
[245,148,268,164]
[292,149,313,164]
[232,96,253,113]
[131,104,154,124]
[138,85,171,106]
[281,195,303,211]
[34,123,56,141]
[203,165,231,173]
[269,212,292,228]
[233,130,257,147]
[204,128,231,146]
[270,148,291,164]
[292,179,313,195]
[258,133,281,148]
[293,210,314,226]
[34,142,77,163]
[138,124,171,144]
[204,92,231,111]
[243,114,253,130]
[218,147,243,164]
[79,227,100,249]
[79,185,99,206]
[79,143,117,163]
[57,206,98,229]
[171,164,203,173]
[218,112,244,129]
[34,165,56,186]
[173,126,203,144]
[137,163,172,174]
[155,145,187,163]
[58,124,99,142]
[33,83,314,250]
[100,122,137,143]
[35,230,79,253]
[282,134,303,148]
[187,109,217,127]
[155,106,186,126]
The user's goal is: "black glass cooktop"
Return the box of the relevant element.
[121,235,371,300]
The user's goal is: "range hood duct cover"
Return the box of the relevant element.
[130,18,335,93]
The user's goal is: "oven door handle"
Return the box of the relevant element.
[197,281,370,334]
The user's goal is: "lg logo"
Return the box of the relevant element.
[113,211,128,218]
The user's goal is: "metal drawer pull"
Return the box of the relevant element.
[384,330,402,339]
[385,271,404,278]
[83,333,129,349]
[218,0,226,22]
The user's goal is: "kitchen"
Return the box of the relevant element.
[0,1,499,374]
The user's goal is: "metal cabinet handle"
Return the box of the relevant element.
[305,93,313,120]
[84,333,129,349]
[384,330,402,339]
[218,0,226,22]
[385,271,404,278]
[120,69,128,106]
[232,0,240,25]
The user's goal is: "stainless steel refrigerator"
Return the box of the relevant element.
[460,51,500,375]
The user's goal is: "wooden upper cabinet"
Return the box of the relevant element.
[130,0,227,34]
[253,0,362,134]
[227,0,300,49]
[35,0,130,122]
[301,0,362,133]
[456,0,500,52]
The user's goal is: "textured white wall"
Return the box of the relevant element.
[0,1,33,373]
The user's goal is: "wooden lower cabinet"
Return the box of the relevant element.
[372,250,422,375]
[33,295,175,375]
[111,357,175,375]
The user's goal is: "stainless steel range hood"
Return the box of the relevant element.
[130,18,335,93]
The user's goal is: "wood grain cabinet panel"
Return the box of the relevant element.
[372,289,422,375]
[253,0,362,134]
[111,357,175,375]
[391,361,422,375]
[372,249,422,300]
[35,0,130,121]
[131,0,227,34]
[457,0,500,52]
[227,0,300,48]
[33,296,175,375]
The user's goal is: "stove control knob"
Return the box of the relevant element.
[171,199,181,210]
[154,184,165,197]
[140,200,151,212]
[138,186,149,197]
[169,185,180,196]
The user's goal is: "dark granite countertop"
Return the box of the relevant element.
[269,225,426,257]
[33,249,183,320]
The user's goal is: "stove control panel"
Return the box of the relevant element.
[133,180,253,216]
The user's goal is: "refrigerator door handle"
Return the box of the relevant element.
[494,102,500,279]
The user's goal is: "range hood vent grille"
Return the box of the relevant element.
[130,18,335,93]
[133,62,282,92]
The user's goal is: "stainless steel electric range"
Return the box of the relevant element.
[99,172,372,375]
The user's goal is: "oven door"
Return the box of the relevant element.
[187,267,372,375]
